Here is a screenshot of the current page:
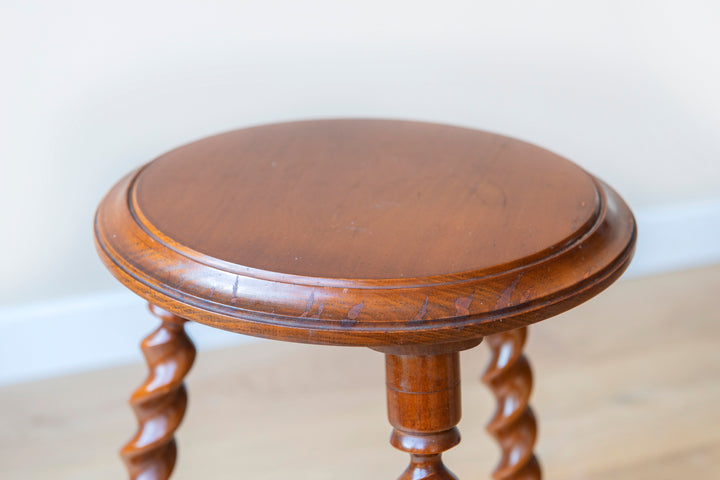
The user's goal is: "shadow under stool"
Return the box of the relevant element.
[94,119,637,480]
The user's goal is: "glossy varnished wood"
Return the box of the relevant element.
[385,350,465,480]
[134,121,598,279]
[483,328,540,480]
[94,119,636,347]
[94,119,636,480]
[120,305,195,480]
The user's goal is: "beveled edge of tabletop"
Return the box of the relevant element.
[94,167,636,347]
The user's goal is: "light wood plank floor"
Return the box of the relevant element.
[1,265,719,479]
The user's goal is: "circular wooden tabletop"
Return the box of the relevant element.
[95,119,636,347]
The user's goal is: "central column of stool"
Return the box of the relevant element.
[384,348,467,480]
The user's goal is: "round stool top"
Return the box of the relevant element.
[95,119,636,346]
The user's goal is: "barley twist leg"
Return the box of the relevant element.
[120,304,196,480]
[482,327,541,480]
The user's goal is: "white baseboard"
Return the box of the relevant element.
[1,200,719,386]
[0,292,259,386]
[625,199,720,277]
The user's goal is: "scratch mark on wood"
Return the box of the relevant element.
[455,293,474,316]
[494,272,524,310]
[300,291,315,318]
[413,295,429,322]
[315,302,325,319]
[231,275,239,302]
[348,301,364,320]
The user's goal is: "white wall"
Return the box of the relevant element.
[1,1,719,383]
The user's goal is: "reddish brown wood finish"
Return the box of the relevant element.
[94,119,636,347]
[93,119,637,479]
[120,304,195,480]
[385,350,464,480]
[482,328,540,480]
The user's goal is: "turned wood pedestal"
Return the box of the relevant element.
[94,119,636,479]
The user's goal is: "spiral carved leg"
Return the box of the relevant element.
[482,327,541,480]
[120,304,196,480]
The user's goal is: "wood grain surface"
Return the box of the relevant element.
[385,351,464,479]
[134,120,598,279]
[94,119,636,347]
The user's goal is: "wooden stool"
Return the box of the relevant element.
[94,119,636,479]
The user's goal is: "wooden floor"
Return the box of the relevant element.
[1,265,719,479]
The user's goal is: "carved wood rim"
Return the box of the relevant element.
[95,168,636,346]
